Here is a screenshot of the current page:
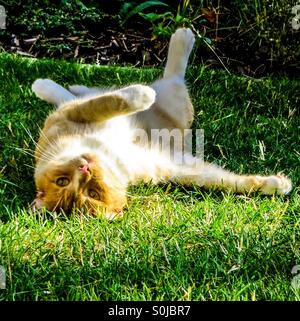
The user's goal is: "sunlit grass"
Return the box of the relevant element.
[0,54,299,300]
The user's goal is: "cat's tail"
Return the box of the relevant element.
[32,79,76,107]
[163,28,195,79]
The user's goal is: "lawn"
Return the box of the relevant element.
[0,53,299,300]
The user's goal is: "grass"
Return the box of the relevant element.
[0,53,299,300]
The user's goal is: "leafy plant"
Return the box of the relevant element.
[119,0,208,39]
[215,0,300,75]
[0,0,101,36]
[120,0,170,25]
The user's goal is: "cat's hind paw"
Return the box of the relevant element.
[32,79,57,102]
[171,28,195,57]
[258,173,292,195]
[69,85,91,96]
[32,78,75,106]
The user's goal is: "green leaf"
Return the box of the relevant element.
[139,11,173,23]
[203,37,213,45]
[121,0,171,25]
[119,2,136,17]
[175,13,183,24]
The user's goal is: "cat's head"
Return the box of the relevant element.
[32,153,126,219]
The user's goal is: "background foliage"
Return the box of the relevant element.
[0,0,299,75]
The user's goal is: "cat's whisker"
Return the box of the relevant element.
[33,150,53,162]
[20,122,38,147]
[36,146,55,159]
[52,195,64,212]
[35,148,57,161]
[34,127,61,158]
[10,145,55,164]
[24,164,35,170]
[41,143,61,160]
[11,129,58,163]
[35,139,61,160]
[89,202,102,216]
[12,147,36,158]
[38,126,59,148]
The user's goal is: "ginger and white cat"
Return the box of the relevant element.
[31,28,292,219]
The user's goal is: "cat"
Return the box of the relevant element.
[31,28,292,219]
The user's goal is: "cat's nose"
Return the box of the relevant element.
[79,164,90,175]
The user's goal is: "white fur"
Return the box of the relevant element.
[32,79,76,106]
[164,28,195,78]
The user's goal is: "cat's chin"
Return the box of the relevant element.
[81,153,94,163]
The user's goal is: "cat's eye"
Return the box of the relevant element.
[88,189,100,200]
[56,177,70,187]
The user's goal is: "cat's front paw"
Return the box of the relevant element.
[119,84,156,112]
[258,173,292,195]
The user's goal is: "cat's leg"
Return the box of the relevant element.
[68,85,108,97]
[163,27,195,79]
[60,84,156,123]
[134,150,292,195]
[32,79,76,107]
[156,28,195,129]
[172,160,292,195]
[136,28,195,131]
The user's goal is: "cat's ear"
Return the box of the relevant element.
[30,192,45,212]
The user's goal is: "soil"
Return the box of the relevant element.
[0,19,170,67]
[0,15,297,77]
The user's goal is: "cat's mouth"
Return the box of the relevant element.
[81,154,94,164]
